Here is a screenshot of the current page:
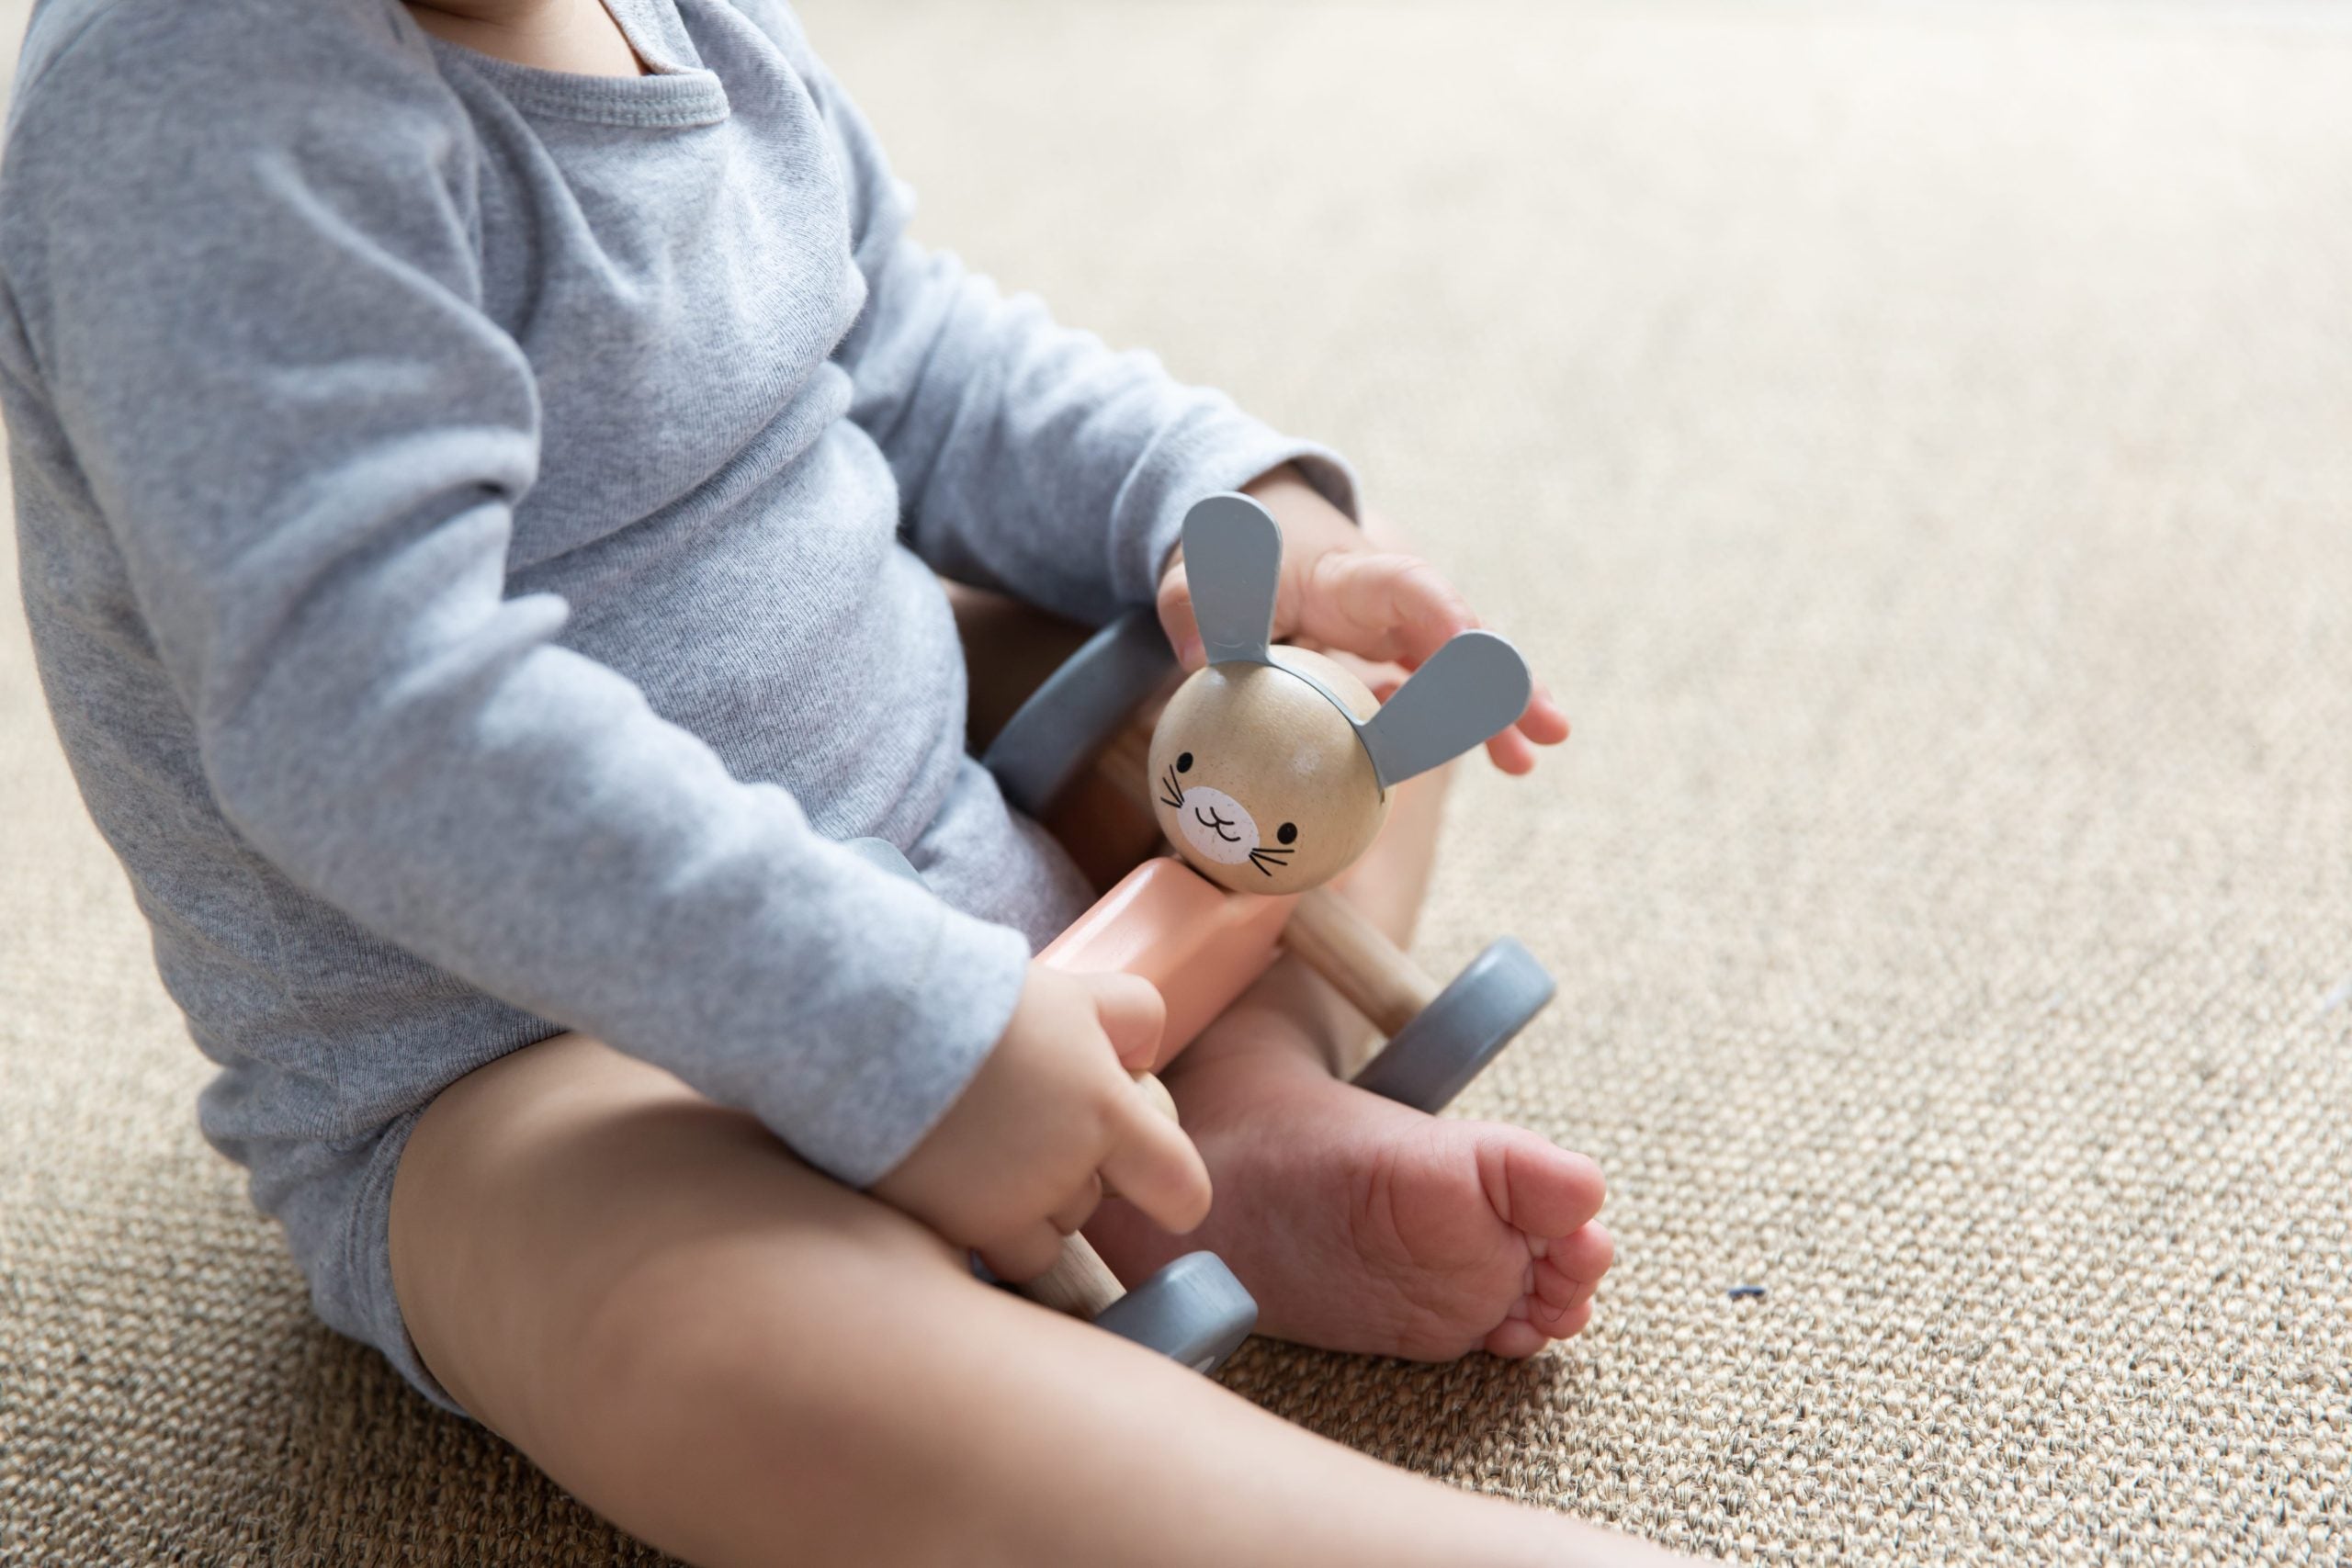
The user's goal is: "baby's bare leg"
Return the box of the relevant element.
[389,1032,1673,1567]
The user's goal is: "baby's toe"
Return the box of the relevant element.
[1484,1312,1550,1359]
[1545,1222,1614,1295]
[1529,1295,1594,1343]
[1532,1256,1584,1313]
[1486,1292,1593,1354]
[1476,1129,1605,1242]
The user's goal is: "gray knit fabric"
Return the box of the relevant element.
[0,0,1351,1409]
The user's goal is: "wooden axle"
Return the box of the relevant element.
[1023,1233,1127,1320]
[1281,886,1442,1051]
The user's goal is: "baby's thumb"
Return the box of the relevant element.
[1080,970,1166,1072]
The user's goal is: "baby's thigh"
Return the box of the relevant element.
[387,1034,975,1539]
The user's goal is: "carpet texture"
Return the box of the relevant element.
[5,2,2350,1562]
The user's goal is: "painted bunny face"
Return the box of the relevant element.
[1149,647,1387,895]
[1148,493,1537,895]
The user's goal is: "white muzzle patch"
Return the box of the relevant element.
[1174,785,1260,865]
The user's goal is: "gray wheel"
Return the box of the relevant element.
[1091,1251,1259,1374]
[980,606,1174,818]
[1349,937,1555,1112]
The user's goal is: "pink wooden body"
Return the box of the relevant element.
[1036,857,1295,1068]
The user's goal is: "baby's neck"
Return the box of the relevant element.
[404,0,645,77]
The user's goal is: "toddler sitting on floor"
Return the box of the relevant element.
[2,0,1670,1561]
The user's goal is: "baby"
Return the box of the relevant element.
[3,0,1670,1561]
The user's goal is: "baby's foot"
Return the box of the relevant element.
[1085,1047,1611,1359]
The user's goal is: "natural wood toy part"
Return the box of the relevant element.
[1148,648,1389,896]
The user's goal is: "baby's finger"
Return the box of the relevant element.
[1519,683,1573,746]
[978,1222,1069,1284]
[1484,682,1571,773]
[1294,550,1476,669]
[1486,728,1540,775]
[1097,1099,1213,1236]
[1154,563,1205,670]
[1048,1175,1104,1236]
[1079,970,1166,1072]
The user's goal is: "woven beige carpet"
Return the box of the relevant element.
[6,1,2351,1561]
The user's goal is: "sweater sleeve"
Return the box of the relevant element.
[797,49,1361,626]
[1,2,1031,1188]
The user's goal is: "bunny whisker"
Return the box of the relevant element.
[1157,765,1185,811]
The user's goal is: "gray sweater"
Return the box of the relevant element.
[3,0,1350,1355]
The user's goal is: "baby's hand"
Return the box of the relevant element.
[1156,468,1571,774]
[871,962,1210,1281]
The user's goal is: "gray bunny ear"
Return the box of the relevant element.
[1182,493,1281,666]
[1357,630,1533,790]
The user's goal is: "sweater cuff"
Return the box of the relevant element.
[1106,399,1361,609]
[786,890,1035,1189]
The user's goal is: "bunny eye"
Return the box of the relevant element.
[1247,818,1302,877]
[1176,752,1193,773]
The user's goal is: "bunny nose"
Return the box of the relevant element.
[1175,785,1261,865]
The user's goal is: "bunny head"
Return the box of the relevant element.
[1148,493,1535,895]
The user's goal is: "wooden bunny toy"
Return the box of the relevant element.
[998,493,1561,1366]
